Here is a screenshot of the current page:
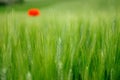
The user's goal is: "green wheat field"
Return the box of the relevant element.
[0,0,120,80]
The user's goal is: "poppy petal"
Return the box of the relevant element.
[28,8,40,16]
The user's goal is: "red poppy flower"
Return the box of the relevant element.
[28,8,40,16]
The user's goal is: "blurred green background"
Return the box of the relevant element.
[0,0,119,12]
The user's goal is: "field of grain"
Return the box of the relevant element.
[0,0,120,80]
